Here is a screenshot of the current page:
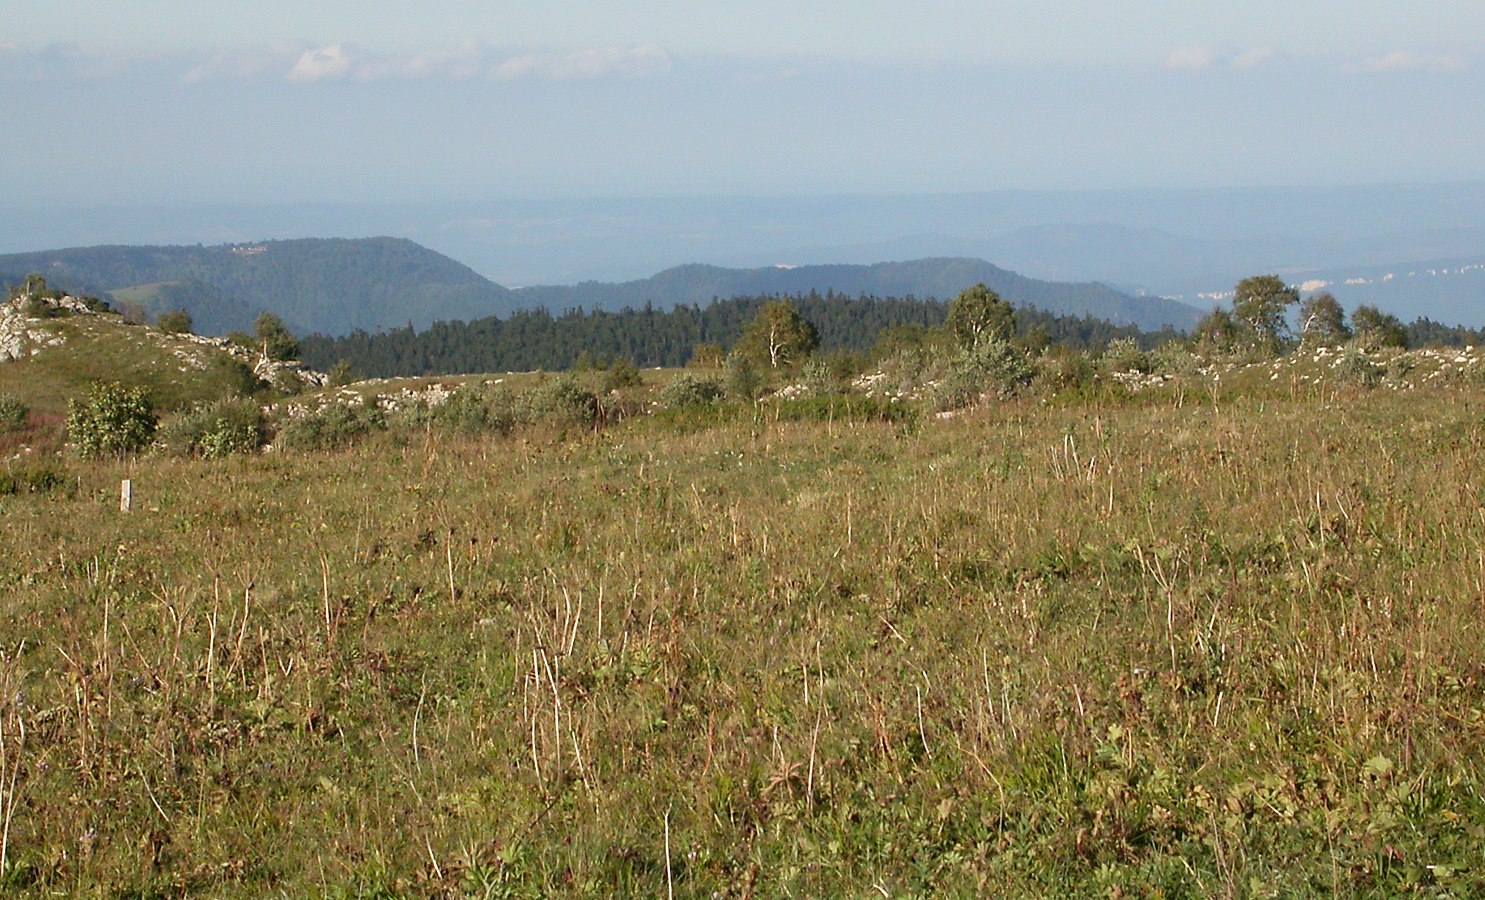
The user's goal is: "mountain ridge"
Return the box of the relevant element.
[0,238,1203,337]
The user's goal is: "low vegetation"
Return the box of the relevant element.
[5,277,1485,894]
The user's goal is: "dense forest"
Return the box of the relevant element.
[511,258,1202,332]
[1,243,1203,338]
[299,292,1178,376]
[0,238,516,335]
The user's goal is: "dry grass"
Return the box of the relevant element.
[2,379,1485,895]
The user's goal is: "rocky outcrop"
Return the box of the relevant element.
[0,292,327,389]
[0,298,67,361]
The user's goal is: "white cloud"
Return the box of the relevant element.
[1231,46,1279,70]
[1345,50,1469,74]
[493,44,672,82]
[286,43,357,82]
[346,40,488,81]
[1165,45,1285,73]
[183,43,308,83]
[0,41,137,82]
[177,41,671,85]
[1165,46,1216,71]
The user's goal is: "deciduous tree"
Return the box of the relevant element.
[1351,305,1408,348]
[1297,293,1350,346]
[947,284,1016,350]
[734,300,818,368]
[1232,275,1300,350]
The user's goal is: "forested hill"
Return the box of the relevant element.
[1,240,1200,337]
[512,258,1203,332]
[0,238,517,336]
[300,293,1178,377]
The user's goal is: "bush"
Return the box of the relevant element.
[873,347,934,396]
[0,462,68,496]
[207,355,265,398]
[724,354,764,402]
[1101,338,1151,374]
[327,360,358,388]
[0,394,28,433]
[430,384,517,435]
[157,309,193,334]
[1034,351,1097,395]
[798,358,845,397]
[254,313,300,361]
[66,382,158,458]
[163,399,268,458]
[517,376,600,427]
[660,373,724,409]
[268,367,309,397]
[22,295,62,319]
[1149,341,1200,376]
[603,359,644,391]
[932,339,1035,411]
[688,343,725,369]
[277,401,385,452]
[1336,347,1384,387]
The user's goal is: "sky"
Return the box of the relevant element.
[2,2,1484,205]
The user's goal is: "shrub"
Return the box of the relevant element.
[66,382,158,458]
[798,358,845,397]
[724,353,764,402]
[277,401,385,452]
[603,359,644,391]
[157,309,193,334]
[932,339,1035,411]
[163,398,268,458]
[688,343,725,369]
[254,313,300,361]
[0,462,68,496]
[1385,353,1417,383]
[1101,338,1151,374]
[1149,341,1200,376]
[1034,351,1097,395]
[22,295,61,319]
[327,360,358,387]
[874,347,934,395]
[0,394,28,433]
[1336,347,1384,387]
[202,355,265,399]
[266,366,309,397]
[431,384,517,435]
[517,376,600,427]
[660,373,724,409]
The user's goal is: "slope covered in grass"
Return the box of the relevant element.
[4,377,1485,895]
[0,300,260,417]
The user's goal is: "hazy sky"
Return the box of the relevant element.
[3,2,1483,203]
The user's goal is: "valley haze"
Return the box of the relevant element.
[3,182,1485,329]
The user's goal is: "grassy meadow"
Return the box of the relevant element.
[5,367,1485,896]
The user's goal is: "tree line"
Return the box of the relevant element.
[299,291,1174,377]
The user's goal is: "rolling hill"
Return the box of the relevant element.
[0,237,518,337]
[1,239,1203,337]
[510,258,1203,331]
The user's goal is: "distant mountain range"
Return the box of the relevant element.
[0,238,513,336]
[0,238,1203,337]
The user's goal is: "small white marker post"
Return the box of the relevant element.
[120,478,132,513]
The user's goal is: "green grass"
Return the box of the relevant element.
[106,282,177,305]
[4,375,1485,895]
[0,313,254,416]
